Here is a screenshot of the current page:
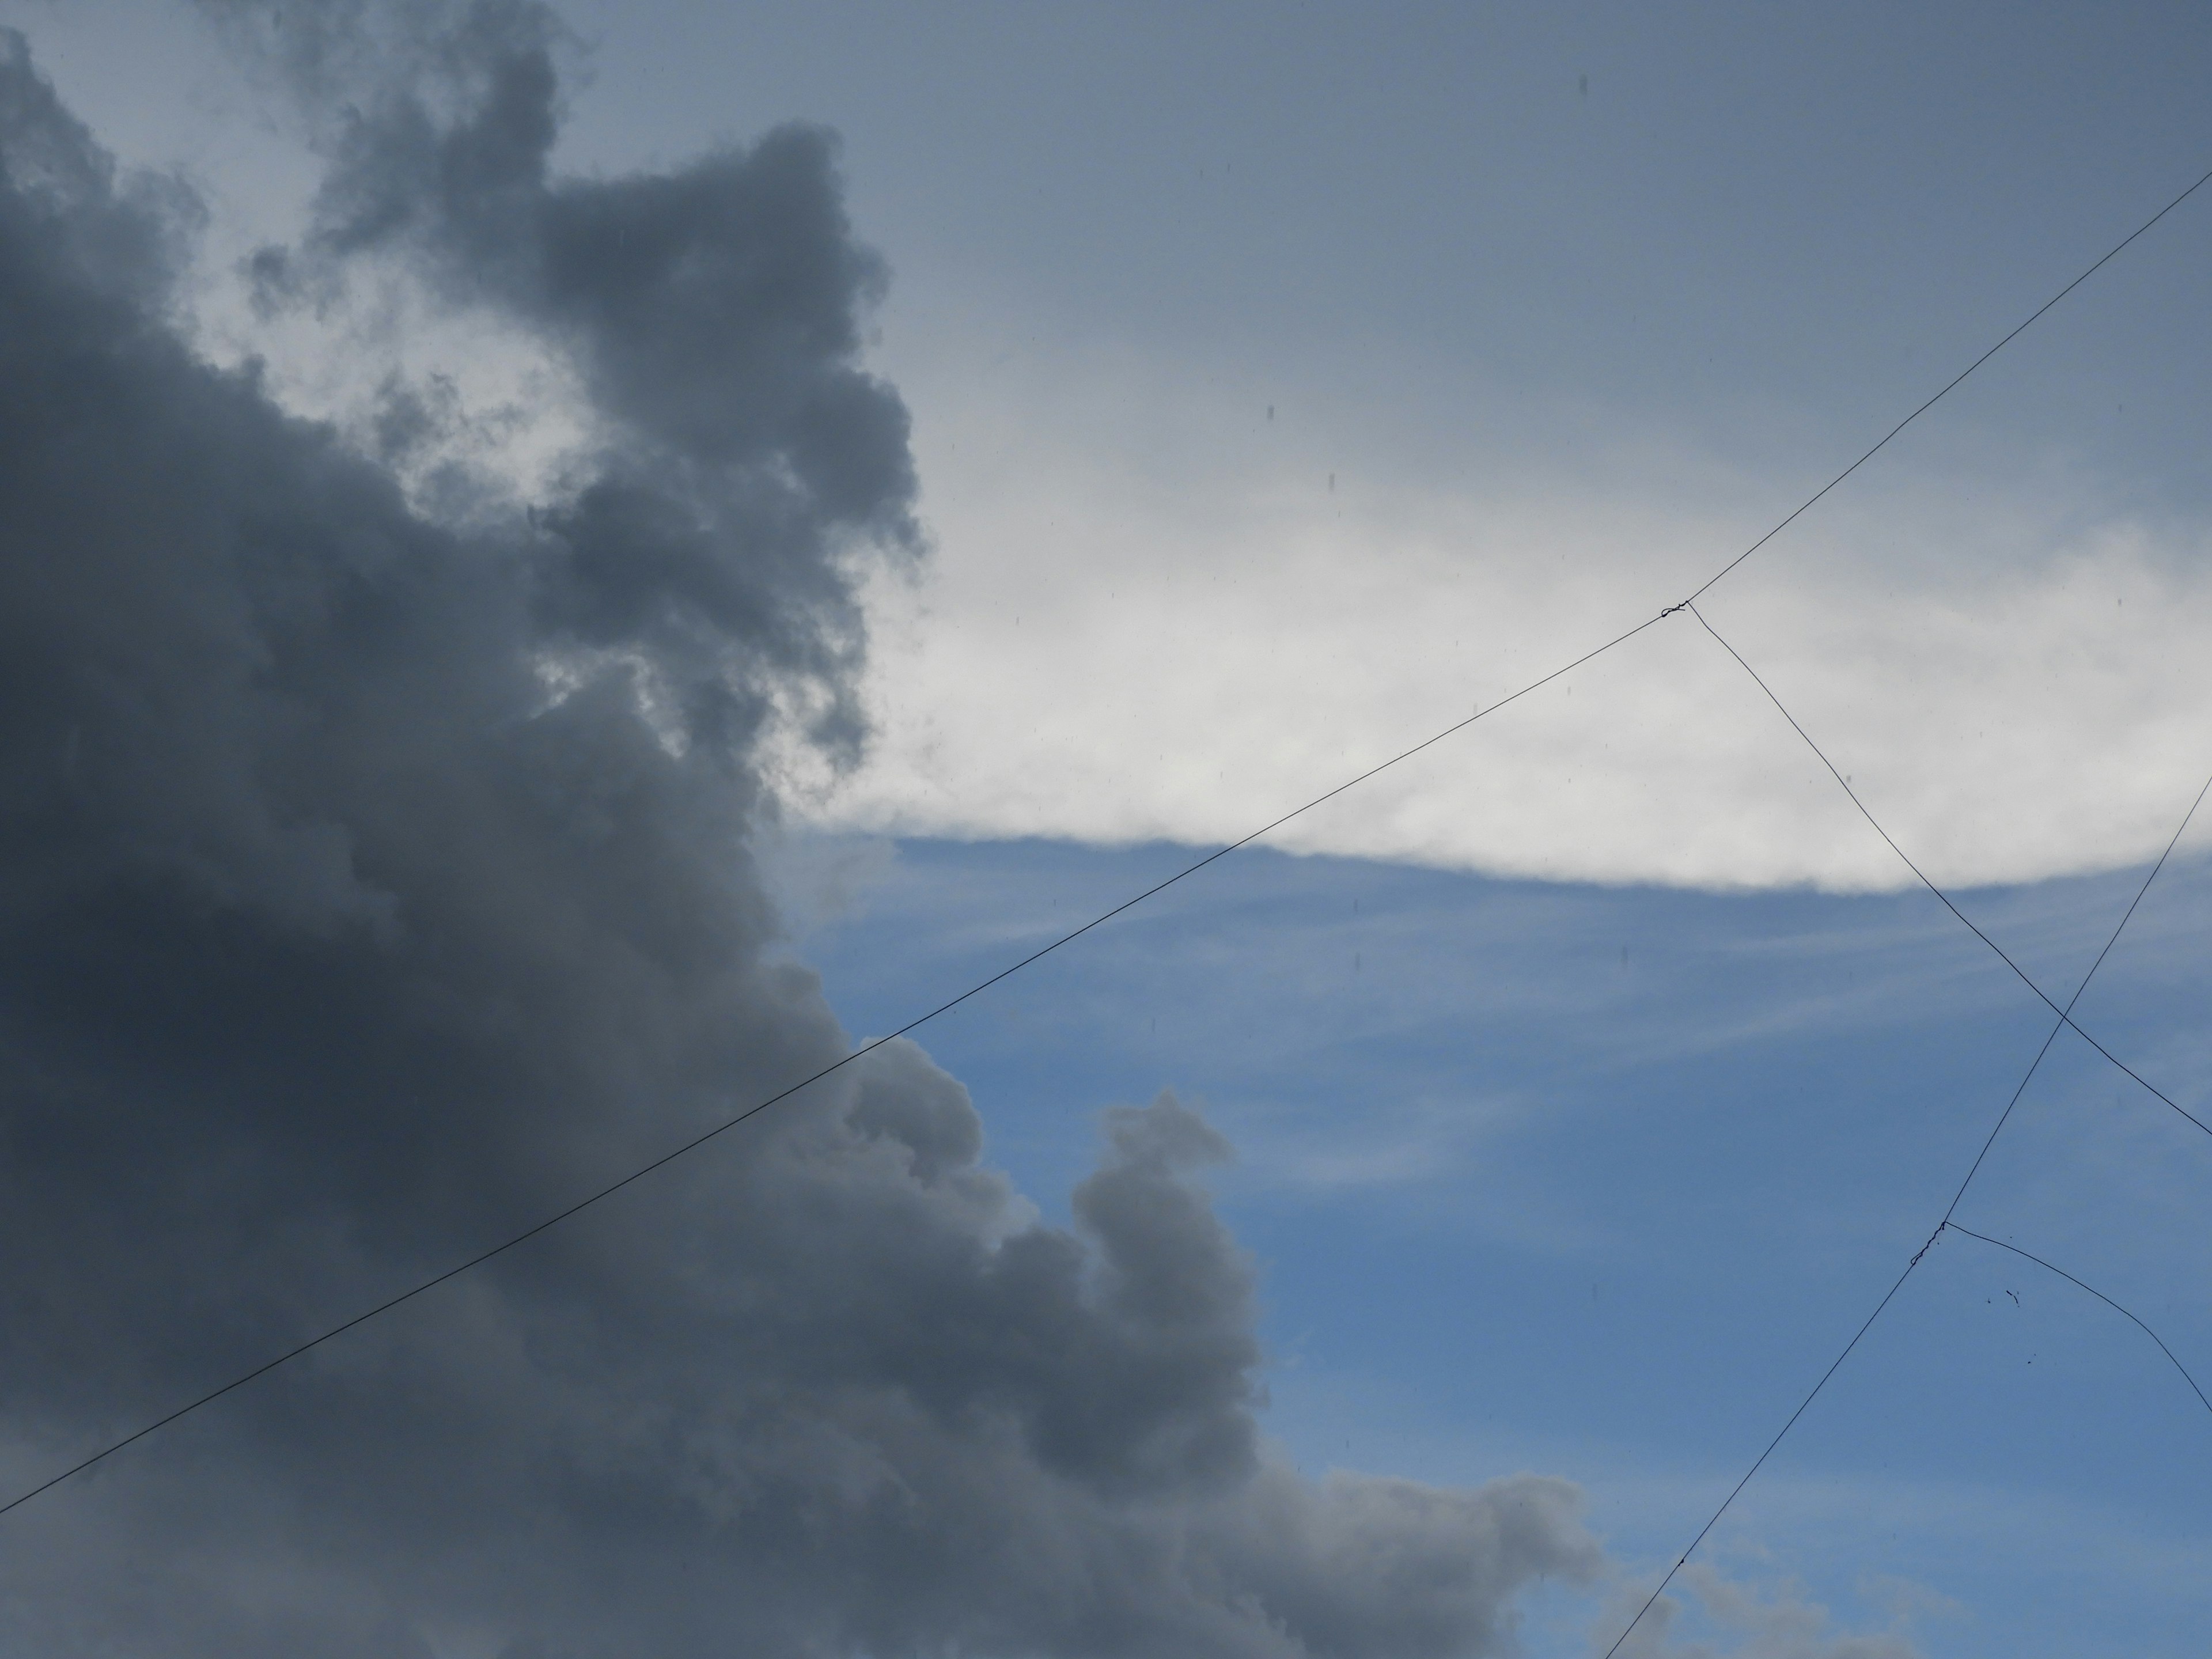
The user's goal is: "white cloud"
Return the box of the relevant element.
[779,327,2212,894]
[47,5,2206,900]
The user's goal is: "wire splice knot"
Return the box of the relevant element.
[1910,1224,1948,1268]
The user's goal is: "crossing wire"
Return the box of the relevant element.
[1692,604,2212,1148]
[1594,614,2212,1659]
[6,158,2210,1530]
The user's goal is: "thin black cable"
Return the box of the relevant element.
[1690,604,2212,1144]
[12,151,2209,1528]
[1945,1222,2212,1420]
[1685,161,2212,604]
[1595,624,2212,1658]
[1941,765,2212,1221]
[1597,1235,1940,1659]
[0,611,1667,1524]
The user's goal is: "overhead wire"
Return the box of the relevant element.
[1595,619,2212,1659]
[0,609,1666,1524]
[8,152,2210,1531]
[1691,603,2212,1147]
[1685,160,2212,605]
[1937,768,2212,1218]
[1944,1222,2212,1421]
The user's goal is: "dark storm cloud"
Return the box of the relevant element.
[231,0,919,758]
[0,8,1597,1654]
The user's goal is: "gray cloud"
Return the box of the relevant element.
[229,0,920,760]
[0,8,1599,1654]
[1604,1563,1931,1659]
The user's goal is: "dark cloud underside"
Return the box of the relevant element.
[0,6,1594,1654]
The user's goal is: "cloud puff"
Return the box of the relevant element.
[0,11,1599,1653]
[1601,1562,1933,1659]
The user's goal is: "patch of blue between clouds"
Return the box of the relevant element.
[770,832,2212,1659]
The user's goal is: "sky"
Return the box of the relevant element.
[0,2,2207,1656]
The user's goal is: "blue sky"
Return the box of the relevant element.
[10,1,2211,1651]
[766,830,2212,1656]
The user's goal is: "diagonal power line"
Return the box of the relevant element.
[9,158,2210,1531]
[1691,604,2212,1146]
[1685,161,2212,605]
[1936,768,2212,1220]
[0,609,1662,1525]
[1594,621,2212,1659]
